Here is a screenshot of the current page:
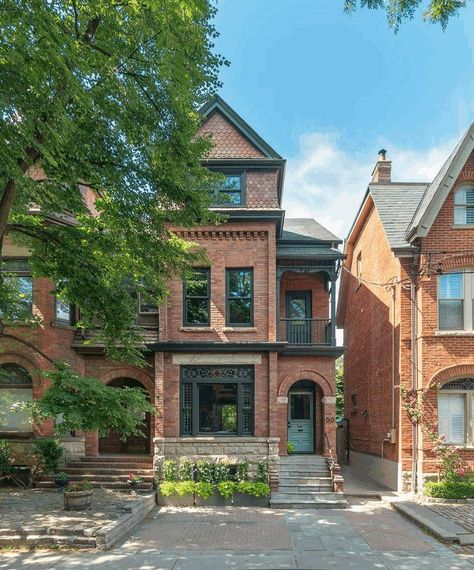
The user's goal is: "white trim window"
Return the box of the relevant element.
[438,271,474,330]
[454,186,474,225]
[438,379,474,445]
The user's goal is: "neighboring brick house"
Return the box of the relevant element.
[0,96,343,488]
[337,125,474,491]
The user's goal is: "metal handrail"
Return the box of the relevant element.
[280,318,331,345]
[325,432,335,467]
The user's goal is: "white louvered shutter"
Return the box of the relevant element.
[438,394,465,444]
[438,395,450,441]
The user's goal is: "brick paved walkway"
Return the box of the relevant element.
[0,499,473,569]
[0,487,138,535]
[425,502,474,555]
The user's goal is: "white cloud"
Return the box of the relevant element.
[282,130,460,239]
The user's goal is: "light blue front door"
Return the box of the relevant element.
[288,391,314,453]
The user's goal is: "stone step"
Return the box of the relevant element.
[36,480,153,490]
[79,455,152,463]
[67,461,153,470]
[279,469,329,477]
[65,467,153,476]
[279,476,332,485]
[280,456,328,463]
[270,498,348,509]
[42,473,155,483]
[0,534,97,548]
[0,526,87,537]
[272,491,342,501]
[278,485,333,494]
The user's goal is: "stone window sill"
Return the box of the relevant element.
[451,224,474,229]
[222,327,257,332]
[179,326,214,332]
[435,330,474,337]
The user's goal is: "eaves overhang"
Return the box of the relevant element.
[146,341,288,353]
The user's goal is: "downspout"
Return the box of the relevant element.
[410,253,420,494]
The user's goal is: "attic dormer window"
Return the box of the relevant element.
[454,186,474,225]
[211,173,245,206]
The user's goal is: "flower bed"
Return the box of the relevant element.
[157,458,270,507]
[424,481,474,500]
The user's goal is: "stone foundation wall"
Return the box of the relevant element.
[153,437,280,489]
[60,437,85,462]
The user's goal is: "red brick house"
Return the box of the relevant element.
[337,125,474,492]
[0,96,343,491]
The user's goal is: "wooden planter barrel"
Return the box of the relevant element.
[63,490,93,510]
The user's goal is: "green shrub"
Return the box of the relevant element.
[162,460,176,482]
[236,461,249,482]
[256,461,266,483]
[0,440,12,474]
[287,442,295,454]
[194,481,214,499]
[196,461,214,483]
[217,480,236,498]
[159,481,178,496]
[237,482,271,498]
[33,438,63,474]
[424,481,474,499]
[177,459,193,482]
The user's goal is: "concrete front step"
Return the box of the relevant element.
[42,474,155,483]
[279,476,332,485]
[279,485,333,494]
[67,462,153,470]
[279,470,330,478]
[79,455,153,463]
[36,480,153,490]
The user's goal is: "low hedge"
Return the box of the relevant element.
[424,481,474,499]
[160,480,271,499]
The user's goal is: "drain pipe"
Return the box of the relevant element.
[410,271,419,494]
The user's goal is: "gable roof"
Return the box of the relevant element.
[406,123,474,240]
[199,95,282,159]
[370,183,428,251]
[281,218,341,244]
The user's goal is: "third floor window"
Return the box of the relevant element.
[454,186,474,225]
[211,174,245,207]
[438,270,474,331]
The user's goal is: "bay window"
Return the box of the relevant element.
[180,365,254,437]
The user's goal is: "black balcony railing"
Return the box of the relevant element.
[280,318,331,345]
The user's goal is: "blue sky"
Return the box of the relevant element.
[213,0,474,238]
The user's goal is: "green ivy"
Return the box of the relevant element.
[162,460,176,482]
[236,461,249,482]
[256,461,267,484]
[196,460,214,483]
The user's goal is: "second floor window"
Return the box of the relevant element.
[226,269,253,326]
[211,174,244,206]
[55,296,73,324]
[438,271,474,330]
[454,186,474,225]
[1,259,32,320]
[183,269,210,326]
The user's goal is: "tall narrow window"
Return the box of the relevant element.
[211,174,244,206]
[454,186,474,225]
[1,259,32,320]
[0,364,33,432]
[183,269,210,326]
[54,296,72,324]
[226,269,253,326]
[439,272,464,330]
[438,378,474,445]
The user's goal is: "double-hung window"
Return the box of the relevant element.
[180,365,254,436]
[438,379,474,445]
[226,269,253,327]
[1,259,33,320]
[0,363,33,432]
[454,186,474,225]
[211,174,245,206]
[438,271,474,331]
[183,269,210,326]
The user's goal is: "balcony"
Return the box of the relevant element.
[279,318,331,346]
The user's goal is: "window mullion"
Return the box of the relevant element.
[465,272,472,331]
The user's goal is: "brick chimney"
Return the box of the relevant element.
[371,149,391,183]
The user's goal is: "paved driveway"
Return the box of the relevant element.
[0,499,473,569]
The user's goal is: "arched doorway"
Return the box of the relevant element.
[288,380,323,454]
[0,363,33,434]
[99,378,151,455]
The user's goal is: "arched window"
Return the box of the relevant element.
[0,363,33,433]
[438,378,474,445]
[454,186,474,225]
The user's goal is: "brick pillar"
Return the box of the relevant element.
[84,431,99,456]
[321,397,336,458]
[268,352,278,438]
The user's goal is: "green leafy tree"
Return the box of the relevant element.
[336,357,344,419]
[25,362,155,438]
[0,0,226,363]
[344,0,468,30]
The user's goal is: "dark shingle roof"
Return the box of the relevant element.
[370,184,428,250]
[281,218,341,243]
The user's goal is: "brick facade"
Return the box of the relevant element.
[0,97,342,487]
[339,141,474,491]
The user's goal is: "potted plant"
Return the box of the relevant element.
[127,472,142,491]
[54,471,70,489]
[63,480,93,510]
